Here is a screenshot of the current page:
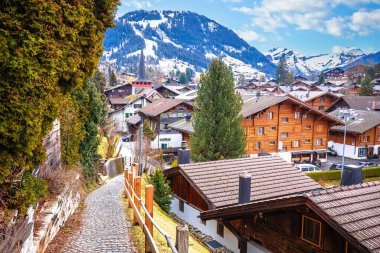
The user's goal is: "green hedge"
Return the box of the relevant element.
[306,166,380,182]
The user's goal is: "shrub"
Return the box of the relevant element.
[306,166,380,182]
[9,172,49,216]
[147,170,173,213]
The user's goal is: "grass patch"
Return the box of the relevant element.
[122,174,210,253]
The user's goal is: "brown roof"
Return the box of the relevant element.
[241,95,343,124]
[173,156,321,208]
[308,181,380,253]
[109,94,144,105]
[138,99,192,117]
[328,96,380,111]
[329,110,380,134]
[126,114,141,125]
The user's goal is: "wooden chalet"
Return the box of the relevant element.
[241,96,343,162]
[288,91,341,111]
[344,64,368,79]
[200,180,380,253]
[328,110,380,159]
[155,85,192,98]
[291,80,317,87]
[324,67,345,79]
[104,83,132,98]
[164,156,322,253]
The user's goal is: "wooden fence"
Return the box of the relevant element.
[124,162,189,253]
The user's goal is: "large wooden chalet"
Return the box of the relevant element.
[241,96,343,162]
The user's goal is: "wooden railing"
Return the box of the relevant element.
[124,163,189,253]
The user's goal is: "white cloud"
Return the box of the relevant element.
[121,0,153,9]
[349,9,380,35]
[235,29,266,42]
[233,0,380,37]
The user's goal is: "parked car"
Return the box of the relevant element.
[258,152,271,157]
[327,150,337,156]
[296,164,321,172]
[329,163,343,170]
[357,162,379,168]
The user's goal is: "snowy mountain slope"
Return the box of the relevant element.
[264,47,368,77]
[102,10,276,78]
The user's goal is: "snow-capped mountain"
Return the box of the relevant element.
[102,10,276,79]
[264,47,367,77]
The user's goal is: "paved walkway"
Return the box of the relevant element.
[65,175,133,253]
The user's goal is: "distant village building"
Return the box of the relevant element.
[105,83,132,98]
[155,85,192,98]
[288,91,341,111]
[326,96,380,112]
[131,49,153,94]
[324,67,345,79]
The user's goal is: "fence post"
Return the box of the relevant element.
[175,225,189,253]
[128,170,133,208]
[145,185,154,253]
[124,169,128,196]
[133,176,141,226]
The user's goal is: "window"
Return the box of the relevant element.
[358,148,367,157]
[305,139,311,144]
[292,140,301,147]
[316,139,323,146]
[301,215,322,247]
[270,126,276,131]
[133,104,142,108]
[303,113,308,119]
[306,125,312,130]
[256,142,261,150]
[295,112,301,119]
[179,199,184,212]
[282,146,288,151]
[125,113,130,118]
[319,97,324,102]
[246,115,252,120]
[363,136,370,142]
[318,106,325,110]
[269,141,275,145]
[161,143,168,149]
[282,117,289,123]
[281,132,288,138]
[378,135,380,141]
[255,113,260,118]
[217,223,224,237]
[257,127,264,135]
[267,112,273,119]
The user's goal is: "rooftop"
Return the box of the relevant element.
[138,99,192,117]
[329,109,380,134]
[328,96,380,111]
[171,155,321,208]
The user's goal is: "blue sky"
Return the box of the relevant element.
[117,0,380,55]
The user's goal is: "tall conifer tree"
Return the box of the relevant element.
[191,59,246,161]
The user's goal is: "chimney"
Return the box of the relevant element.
[238,171,251,204]
[341,165,363,186]
[178,142,190,164]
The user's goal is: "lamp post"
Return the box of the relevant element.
[338,109,357,178]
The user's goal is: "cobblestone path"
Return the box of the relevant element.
[65,175,132,253]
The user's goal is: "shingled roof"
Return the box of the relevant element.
[241,95,343,124]
[138,99,192,117]
[171,155,321,208]
[328,96,380,111]
[329,110,380,134]
[308,181,380,253]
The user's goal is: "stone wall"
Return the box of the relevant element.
[0,174,81,253]
[33,119,61,177]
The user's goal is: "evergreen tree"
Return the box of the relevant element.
[367,67,376,80]
[259,75,266,82]
[276,57,289,84]
[109,69,118,86]
[237,73,245,86]
[185,67,194,81]
[318,72,326,85]
[179,72,188,84]
[284,72,295,85]
[147,170,173,213]
[191,59,246,161]
[360,76,374,96]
